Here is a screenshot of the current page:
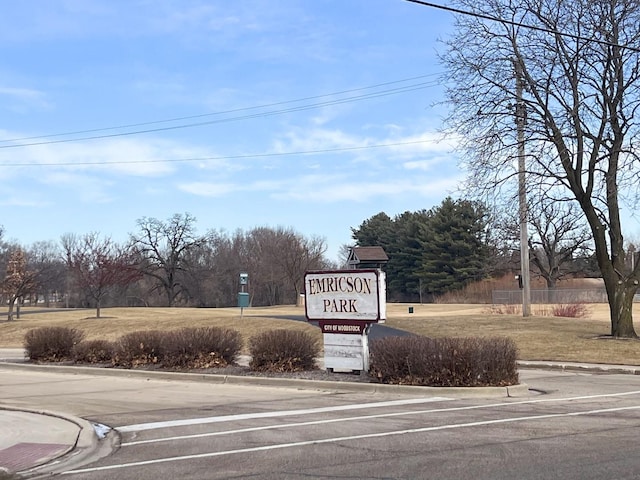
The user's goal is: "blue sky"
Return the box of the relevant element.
[0,1,462,262]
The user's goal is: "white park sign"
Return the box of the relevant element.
[304,269,386,322]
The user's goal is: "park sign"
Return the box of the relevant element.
[304,269,386,323]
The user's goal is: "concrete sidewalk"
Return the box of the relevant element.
[517,360,640,375]
[0,406,100,478]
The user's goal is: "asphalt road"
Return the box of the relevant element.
[3,367,640,479]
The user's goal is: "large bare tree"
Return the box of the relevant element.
[440,0,640,337]
[527,199,592,290]
[130,213,206,306]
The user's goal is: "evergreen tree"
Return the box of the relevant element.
[351,199,492,301]
[352,211,427,301]
[350,212,394,249]
[419,198,490,297]
[387,211,430,301]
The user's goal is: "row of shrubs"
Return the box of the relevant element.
[23,326,519,387]
[369,336,519,387]
[24,326,320,372]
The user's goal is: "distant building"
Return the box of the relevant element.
[347,246,388,270]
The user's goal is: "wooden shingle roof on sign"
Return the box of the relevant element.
[347,246,388,268]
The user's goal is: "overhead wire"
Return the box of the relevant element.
[0,74,440,148]
[404,0,640,53]
[1,140,433,167]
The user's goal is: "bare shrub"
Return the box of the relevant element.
[249,329,320,372]
[161,327,243,369]
[113,330,164,367]
[369,335,519,387]
[24,327,85,362]
[485,304,521,315]
[552,303,590,318]
[72,340,115,363]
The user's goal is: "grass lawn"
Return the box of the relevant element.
[385,303,640,365]
[1,303,640,365]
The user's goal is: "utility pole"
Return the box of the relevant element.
[514,58,531,317]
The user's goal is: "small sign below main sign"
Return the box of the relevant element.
[304,269,386,323]
[319,321,366,334]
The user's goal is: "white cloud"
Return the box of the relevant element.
[177,171,463,205]
[178,182,239,197]
[0,86,46,101]
[178,178,287,197]
[273,176,463,203]
[403,160,434,171]
[403,155,451,171]
[0,134,216,177]
[272,128,366,154]
[0,85,51,111]
[0,195,47,207]
[271,126,458,166]
[38,171,114,203]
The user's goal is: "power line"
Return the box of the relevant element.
[404,0,640,53]
[0,74,440,148]
[0,140,434,167]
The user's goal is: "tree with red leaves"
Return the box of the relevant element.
[62,233,141,318]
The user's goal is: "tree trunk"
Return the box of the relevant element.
[604,279,637,338]
[164,283,175,307]
[96,301,101,319]
[7,297,16,321]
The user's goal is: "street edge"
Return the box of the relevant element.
[0,361,526,398]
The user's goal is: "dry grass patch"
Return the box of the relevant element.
[4,303,640,365]
[0,306,321,354]
[386,304,640,365]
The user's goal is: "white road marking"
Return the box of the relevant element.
[121,388,640,446]
[117,397,451,433]
[67,404,640,475]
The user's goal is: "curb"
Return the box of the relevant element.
[517,361,640,375]
[0,361,525,398]
[0,405,112,478]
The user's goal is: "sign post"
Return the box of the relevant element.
[238,272,249,318]
[304,269,386,373]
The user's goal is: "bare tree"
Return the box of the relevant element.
[206,230,249,307]
[130,213,206,306]
[528,200,593,290]
[493,197,593,289]
[2,247,38,321]
[245,227,289,306]
[62,233,140,318]
[241,227,327,306]
[336,244,353,269]
[441,0,640,336]
[277,229,327,300]
[28,241,66,306]
[179,230,230,307]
